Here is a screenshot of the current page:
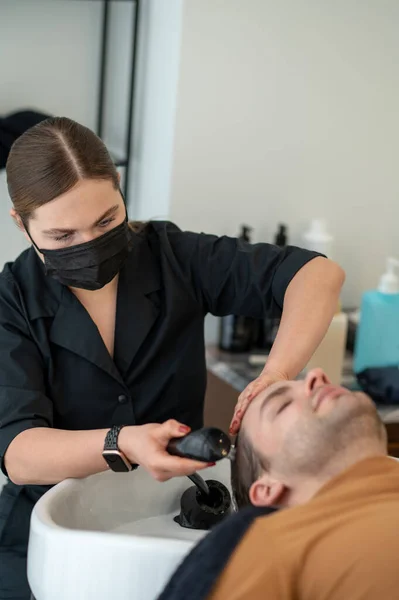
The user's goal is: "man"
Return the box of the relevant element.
[159,368,399,600]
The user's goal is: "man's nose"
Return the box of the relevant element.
[304,368,330,396]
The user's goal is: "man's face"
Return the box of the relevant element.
[242,368,385,496]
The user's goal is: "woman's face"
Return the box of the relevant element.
[15,179,125,250]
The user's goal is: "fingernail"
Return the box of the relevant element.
[179,425,190,433]
[208,462,216,467]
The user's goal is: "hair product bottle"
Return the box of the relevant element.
[218,226,257,353]
[302,219,333,258]
[354,258,399,374]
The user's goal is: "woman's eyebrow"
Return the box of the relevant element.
[42,205,120,236]
[42,226,75,236]
[93,204,119,225]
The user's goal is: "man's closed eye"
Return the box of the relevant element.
[276,400,292,416]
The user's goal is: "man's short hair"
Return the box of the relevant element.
[231,429,269,509]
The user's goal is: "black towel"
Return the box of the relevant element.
[157,505,276,600]
[0,110,50,169]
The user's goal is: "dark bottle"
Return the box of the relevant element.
[255,224,289,350]
[254,312,280,351]
[240,225,251,242]
[218,225,257,353]
[274,224,288,247]
[219,314,257,353]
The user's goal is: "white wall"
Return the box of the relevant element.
[0,0,103,264]
[0,0,183,265]
[2,0,399,307]
[0,0,102,128]
[170,0,399,308]
[129,0,183,221]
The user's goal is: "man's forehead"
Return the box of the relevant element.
[255,380,292,408]
[242,380,293,427]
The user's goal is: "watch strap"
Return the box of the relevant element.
[104,424,126,451]
[103,425,138,472]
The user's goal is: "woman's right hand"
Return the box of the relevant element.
[118,420,213,482]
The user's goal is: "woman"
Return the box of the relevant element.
[0,117,344,599]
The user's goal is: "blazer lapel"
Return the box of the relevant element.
[113,233,162,376]
[49,287,125,385]
[23,237,161,386]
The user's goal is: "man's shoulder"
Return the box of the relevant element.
[158,506,275,600]
[212,460,399,600]
[209,512,284,600]
[252,456,399,555]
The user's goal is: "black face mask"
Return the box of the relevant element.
[28,219,133,290]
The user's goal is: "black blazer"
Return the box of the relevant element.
[0,221,320,475]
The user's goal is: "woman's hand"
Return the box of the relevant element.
[118,420,213,482]
[229,368,289,435]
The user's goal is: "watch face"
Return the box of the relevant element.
[103,451,132,472]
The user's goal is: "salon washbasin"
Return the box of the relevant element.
[28,461,231,600]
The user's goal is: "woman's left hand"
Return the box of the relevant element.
[229,368,289,434]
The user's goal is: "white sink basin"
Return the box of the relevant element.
[28,461,231,600]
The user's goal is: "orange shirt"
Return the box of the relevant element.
[209,457,399,600]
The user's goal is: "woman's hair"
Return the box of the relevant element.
[231,430,270,509]
[6,116,120,222]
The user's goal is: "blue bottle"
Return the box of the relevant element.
[354,258,399,374]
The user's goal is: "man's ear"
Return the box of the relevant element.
[249,473,286,507]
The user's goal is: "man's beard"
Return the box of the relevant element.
[272,395,385,479]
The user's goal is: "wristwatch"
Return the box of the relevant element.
[102,425,138,472]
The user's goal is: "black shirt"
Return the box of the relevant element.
[0,221,321,474]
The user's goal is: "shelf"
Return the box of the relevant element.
[110,153,128,168]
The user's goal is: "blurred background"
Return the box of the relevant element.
[2,2,399,585]
[0,0,398,333]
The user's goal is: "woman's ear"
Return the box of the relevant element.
[10,209,31,245]
[249,473,286,508]
[10,208,24,231]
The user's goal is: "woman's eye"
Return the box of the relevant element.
[99,217,115,228]
[54,233,72,242]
